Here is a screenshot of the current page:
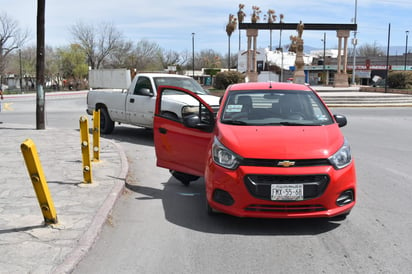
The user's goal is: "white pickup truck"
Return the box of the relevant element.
[86,72,221,134]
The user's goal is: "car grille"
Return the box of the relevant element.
[241,158,331,167]
[244,174,329,201]
[245,204,327,213]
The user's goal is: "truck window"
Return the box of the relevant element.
[134,77,153,95]
[154,77,208,95]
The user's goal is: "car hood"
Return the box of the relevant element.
[217,124,344,159]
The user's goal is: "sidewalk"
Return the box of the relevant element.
[0,123,127,273]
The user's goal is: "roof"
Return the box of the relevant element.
[138,73,191,78]
[227,81,312,92]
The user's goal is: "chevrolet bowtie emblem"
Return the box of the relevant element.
[277,160,296,167]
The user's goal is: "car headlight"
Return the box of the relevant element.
[329,139,352,169]
[212,137,241,170]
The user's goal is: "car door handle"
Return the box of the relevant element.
[129,98,135,103]
[159,128,167,134]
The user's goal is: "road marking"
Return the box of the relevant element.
[3,103,14,111]
[177,192,201,197]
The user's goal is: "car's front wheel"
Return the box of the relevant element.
[169,170,199,186]
[331,211,350,221]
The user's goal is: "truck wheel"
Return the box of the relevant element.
[99,107,115,134]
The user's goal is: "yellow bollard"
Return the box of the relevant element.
[20,139,58,225]
[92,109,100,162]
[79,116,93,184]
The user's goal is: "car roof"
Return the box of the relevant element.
[138,73,192,79]
[227,82,312,92]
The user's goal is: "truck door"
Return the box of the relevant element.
[125,76,156,127]
[154,86,214,177]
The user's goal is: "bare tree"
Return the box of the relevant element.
[0,12,29,77]
[104,40,134,68]
[70,21,123,69]
[133,40,163,71]
[158,49,183,69]
[196,49,223,69]
[357,42,385,57]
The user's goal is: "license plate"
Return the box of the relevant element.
[271,184,304,201]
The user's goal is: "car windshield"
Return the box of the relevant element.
[154,77,209,95]
[220,90,334,126]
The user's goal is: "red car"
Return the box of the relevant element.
[154,82,356,219]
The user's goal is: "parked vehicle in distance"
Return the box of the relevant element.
[86,72,220,133]
[153,82,356,219]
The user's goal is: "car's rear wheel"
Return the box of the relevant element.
[99,107,115,134]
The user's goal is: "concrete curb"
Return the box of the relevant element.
[52,140,128,273]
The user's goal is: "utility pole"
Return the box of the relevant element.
[36,0,46,129]
[19,49,23,93]
[385,23,391,93]
[351,0,358,86]
[405,30,409,71]
[322,32,326,85]
[191,33,195,78]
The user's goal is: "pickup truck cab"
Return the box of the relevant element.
[153,82,356,219]
[87,73,220,133]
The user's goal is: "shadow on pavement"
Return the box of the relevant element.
[0,225,45,234]
[100,125,154,147]
[126,178,341,236]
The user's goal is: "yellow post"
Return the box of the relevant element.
[79,116,93,184]
[20,139,58,225]
[92,109,100,162]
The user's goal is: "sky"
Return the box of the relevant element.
[2,0,411,55]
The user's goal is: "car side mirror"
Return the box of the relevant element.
[183,114,201,128]
[183,114,214,132]
[139,88,153,97]
[334,114,347,128]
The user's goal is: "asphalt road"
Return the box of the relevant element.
[73,107,412,274]
[3,94,411,273]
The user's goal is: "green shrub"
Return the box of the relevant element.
[388,71,412,89]
[213,71,245,90]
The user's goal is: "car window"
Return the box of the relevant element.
[134,76,153,95]
[154,77,208,95]
[221,90,333,126]
[159,88,214,130]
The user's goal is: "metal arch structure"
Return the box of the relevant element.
[239,22,357,31]
[239,23,358,87]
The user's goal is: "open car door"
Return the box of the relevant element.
[153,85,215,177]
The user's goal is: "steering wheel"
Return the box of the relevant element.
[287,112,305,120]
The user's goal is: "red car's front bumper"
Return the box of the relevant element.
[205,161,356,219]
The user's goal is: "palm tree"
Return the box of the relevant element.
[226,14,237,70]
[264,9,276,50]
[237,4,246,52]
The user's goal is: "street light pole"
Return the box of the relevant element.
[36,0,46,129]
[404,30,409,71]
[19,49,23,93]
[351,0,358,86]
[192,33,195,78]
[322,32,326,85]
